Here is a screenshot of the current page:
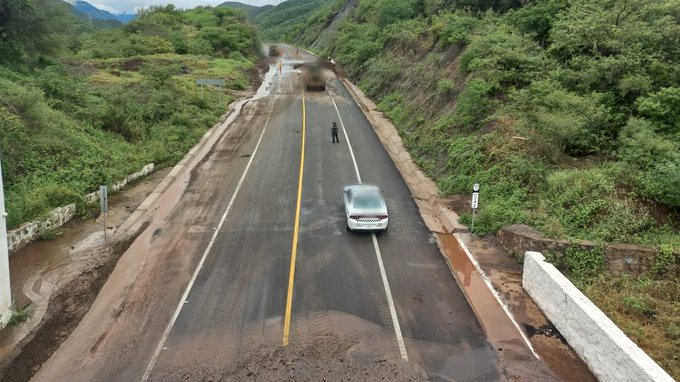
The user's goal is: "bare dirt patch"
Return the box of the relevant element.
[153,335,426,382]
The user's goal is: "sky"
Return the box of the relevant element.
[65,0,279,14]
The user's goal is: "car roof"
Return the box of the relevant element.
[347,184,380,192]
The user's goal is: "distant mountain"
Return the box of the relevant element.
[45,0,122,31]
[72,0,136,24]
[218,1,271,18]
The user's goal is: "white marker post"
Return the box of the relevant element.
[100,186,108,243]
[0,159,12,328]
[471,183,480,233]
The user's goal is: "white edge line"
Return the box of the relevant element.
[141,116,272,381]
[330,92,408,361]
[372,233,409,361]
[453,232,540,359]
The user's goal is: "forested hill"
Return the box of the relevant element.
[273,0,680,251]
[0,1,258,230]
[251,0,333,41]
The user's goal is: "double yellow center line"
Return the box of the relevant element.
[282,92,306,346]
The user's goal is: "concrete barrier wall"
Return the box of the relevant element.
[500,224,661,276]
[523,251,674,382]
[8,163,154,255]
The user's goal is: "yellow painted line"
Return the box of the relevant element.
[282,91,306,346]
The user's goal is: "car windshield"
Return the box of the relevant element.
[353,194,382,209]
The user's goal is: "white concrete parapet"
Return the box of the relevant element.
[523,251,674,382]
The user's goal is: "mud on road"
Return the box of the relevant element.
[153,335,426,382]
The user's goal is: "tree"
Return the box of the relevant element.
[0,0,73,66]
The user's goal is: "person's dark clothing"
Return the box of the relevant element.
[331,123,339,143]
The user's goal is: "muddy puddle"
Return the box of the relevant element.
[438,233,598,381]
[437,233,533,356]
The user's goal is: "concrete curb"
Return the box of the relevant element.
[523,251,674,382]
[339,78,467,234]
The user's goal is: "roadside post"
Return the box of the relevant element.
[100,186,108,243]
[0,158,11,328]
[471,183,480,233]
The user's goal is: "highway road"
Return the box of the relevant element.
[148,45,501,380]
[33,46,506,381]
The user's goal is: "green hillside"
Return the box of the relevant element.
[0,2,258,229]
[218,1,270,18]
[251,0,333,41]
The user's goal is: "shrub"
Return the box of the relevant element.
[187,38,214,55]
[123,35,175,57]
[436,79,456,96]
[7,305,30,326]
[141,62,181,89]
[0,78,51,129]
[514,79,617,156]
[450,78,496,129]
[637,87,680,134]
[647,160,680,207]
[461,23,550,87]
[359,56,401,97]
[547,247,605,284]
[431,11,479,47]
[618,118,679,169]
[538,166,653,242]
[376,0,418,27]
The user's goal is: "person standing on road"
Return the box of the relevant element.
[331,122,339,143]
[277,61,282,74]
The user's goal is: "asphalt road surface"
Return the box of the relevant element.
[33,46,503,381]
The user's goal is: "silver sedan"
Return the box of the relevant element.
[343,184,388,231]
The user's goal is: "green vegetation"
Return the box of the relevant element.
[265,0,680,375]
[7,304,30,326]
[252,0,334,41]
[1,2,258,229]
[583,272,679,378]
[546,247,605,285]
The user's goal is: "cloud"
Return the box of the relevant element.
[89,1,125,14]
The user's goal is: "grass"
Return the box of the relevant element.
[583,274,680,380]
[7,304,30,326]
[38,228,62,241]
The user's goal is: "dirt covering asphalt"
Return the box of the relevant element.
[154,335,425,382]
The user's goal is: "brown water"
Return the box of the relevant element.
[437,233,531,355]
